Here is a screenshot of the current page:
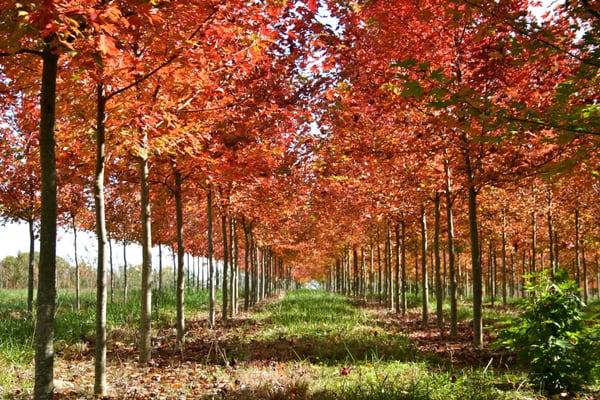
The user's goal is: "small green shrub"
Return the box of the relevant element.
[498,270,600,394]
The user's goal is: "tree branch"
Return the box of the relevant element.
[460,0,600,69]
[105,8,219,101]
[0,48,43,57]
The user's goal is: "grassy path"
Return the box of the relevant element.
[214,290,534,400]
[0,289,561,399]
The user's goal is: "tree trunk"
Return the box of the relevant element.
[202,257,206,290]
[360,247,366,300]
[108,237,114,304]
[377,231,382,304]
[138,144,153,364]
[197,256,201,290]
[369,242,374,299]
[582,244,588,304]
[442,244,447,300]
[253,236,259,305]
[353,246,358,297]
[420,206,429,325]
[158,243,163,293]
[501,210,508,306]
[244,223,250,311]
[554,231,560,269]
[575,208,580,284]
[207,188,215,327]
[434,193,443,330]
[386,223,393,310]
[26,218,36,314]
[489,240,495,307]
[34,44,58,400]
[464,143,483,348]
[231,218,238,316]
[221,213,229,321]
[444,159,457,336]
[510,250,516,298]
[400,221,407,314]
[172,248,176,290]
[123,242,128,301]
[531,205,537,275]
[596,254,599,300]
[414,246,420,296]
[521,253,526,297]
[175,168,185,349]
[186,254,190,289]
[546,188,555,276]
[72,215,80,311]
[93,83,108,396]
[394,223,401,313]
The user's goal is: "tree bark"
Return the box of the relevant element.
[93,83,108,396]
[207,187,215,327]
[353,246,359,297]
[531,204,537,275]
[172,248,176,290]
[596,254,599,300]
[72,215,80,311]
[138,140,153,364]
[175,168,185,349]
[34,43,58,400]
[444,162,458,336]
[28,218,35,314]
[420,206,429,325]
[554,231,560,270]
[369,242,374,299]
[464,142,483,348]
[221,213,229,321]
[231,217,238,316]
[377,230,382,304]
[108,237,114,304]
[400,221,407,314]
[582,244,588,303]
[386,223,393,310]
[434,193,443,330]
[501,210,508,307]
[489,240,495,307]
[546,188,555,276]
[123,242,128,301]
[244,222,250,311]
[575,208,580,284]
[158,243,163,293]
[394,223,401,313]
[360,247,366,300]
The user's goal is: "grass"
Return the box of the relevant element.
[0,287,214,390]
[220,290,540,400]
[240,291,417,365]
[1,288,598,399]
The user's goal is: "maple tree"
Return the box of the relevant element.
[0,100,41,313]
[1,0,599,397]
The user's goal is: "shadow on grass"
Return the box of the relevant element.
[0,288,214,365]
[209,373,525,400]
[146,290,422,366]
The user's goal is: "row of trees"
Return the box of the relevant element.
[0,1,323,398]
[323,181,600,334]
[307,0,600,349]
[0,0,598,398]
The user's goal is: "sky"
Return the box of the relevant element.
[1,221,156,267]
